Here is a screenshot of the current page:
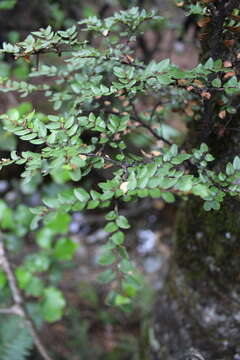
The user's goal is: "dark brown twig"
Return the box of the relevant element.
[130,100,172,146]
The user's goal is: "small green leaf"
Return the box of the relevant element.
[118,245,129,259]
[54,237,78,260]
[149,188,161,198]
[119,259,134,274]
[162,192,175,203]
[1,206,14,230]
[211,78,221,87]
[171,153,191,165]
[41,287,66,322]
[74,188,90,202]
[104,222,118,233]
[204,58,214,69]
[7,108,19,121]
[205,154,214,162]
[233,156,240,170]
[192,184,210,199]
[116,216,130,229]
[98,250,116,266]
[47,211,71,234]
[176,176,193,192]
[25,277,44,297]
[157,58,170,72]
[36,228,54,249]
[25,253,50,273]
[105,210,117,221]
[21,133,37,141]
[200,143,208,152]
[110,231,125,245]
[87,200,99,209]
[226,162,235,176]
[97,269,116,284]
[122,277,139,297]
[114,294,131,306]
[16,266,32,289]
[0,0,17,10]
[169,144,178,156]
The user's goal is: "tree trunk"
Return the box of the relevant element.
[151,1,240,359]
[151,196,240,360]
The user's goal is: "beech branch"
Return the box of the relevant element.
[130,100,172,146]
[0,238,53,360]
[0,304,23,315]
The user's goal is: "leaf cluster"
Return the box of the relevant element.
[0,4,239,321]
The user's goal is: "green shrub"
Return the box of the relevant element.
[0,2,239,358]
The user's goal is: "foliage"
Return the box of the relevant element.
[0,316,33,360]
[0,0,17,10]
[0,1,239,358]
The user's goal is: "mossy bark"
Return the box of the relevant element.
[151,196,240,360]
[151,1,240,357]
[151,99,240,359]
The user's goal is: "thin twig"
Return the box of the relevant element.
[85,199,154,225]
[0,305,23,315]
[130,100,172,146]
[0,239,53,360]
[150,100,163,122]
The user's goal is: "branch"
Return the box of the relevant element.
[0,304,23,315]
[0,238,53,360]
[130,100,172,146]
[86,198,154,224]
[84,152,134,169]
[150,101,163,122]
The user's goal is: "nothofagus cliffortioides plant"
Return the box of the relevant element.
[0,2,239,359]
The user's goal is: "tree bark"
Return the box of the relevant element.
[151,196,240,360]
[151,1,240,359]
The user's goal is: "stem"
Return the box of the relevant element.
[0,305,23,315]
[130,100,172,146]
[0,238,53,360]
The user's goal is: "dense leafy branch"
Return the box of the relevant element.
[0,5,239,350]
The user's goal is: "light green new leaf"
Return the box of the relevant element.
[98,250,116,266]
[54,237,78,260]
[116,216,130,229]
[41,287,66,322]
[74,188,90,202]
